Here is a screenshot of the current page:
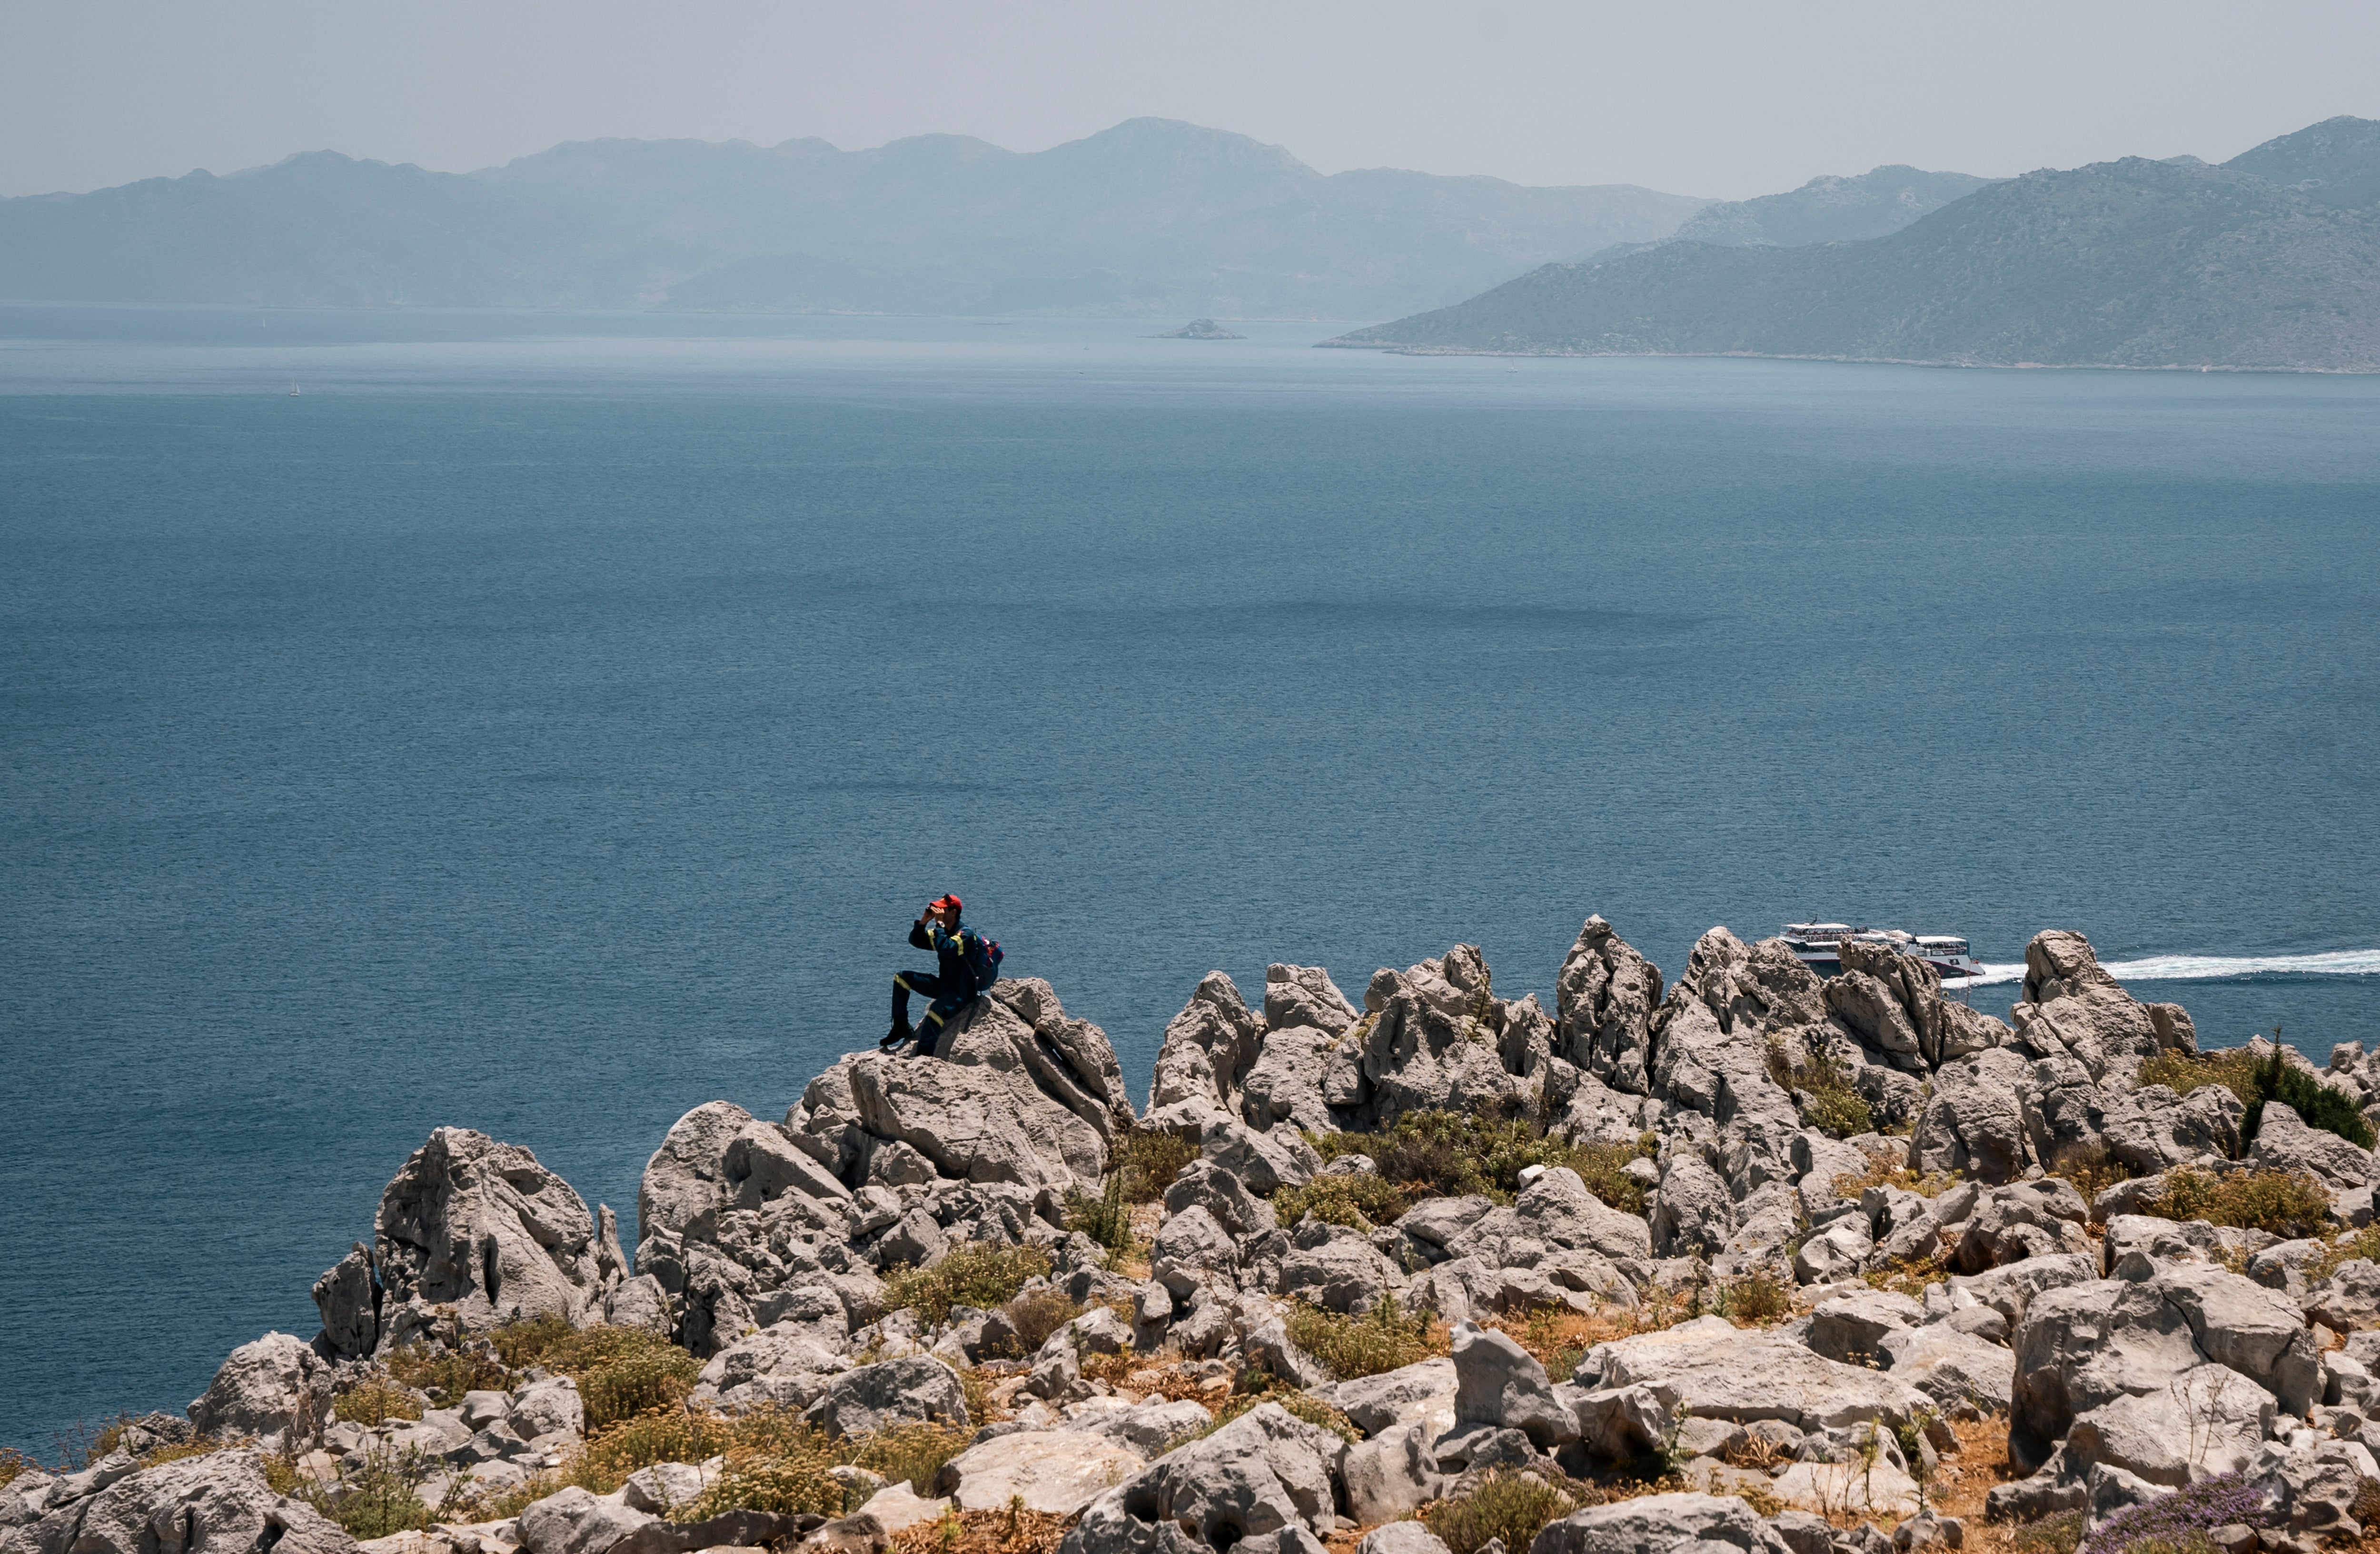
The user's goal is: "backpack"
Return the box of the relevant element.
[961,929,1005,996]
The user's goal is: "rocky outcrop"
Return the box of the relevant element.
[310,1126,624,1358]
[1,1449,356,1554]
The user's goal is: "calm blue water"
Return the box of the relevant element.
[4,308,2378,1454]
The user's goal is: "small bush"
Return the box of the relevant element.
[1003,1289,1082,1356]
[307,1446,436,1540]
[2082,1470,2265,1554]
[1308,1109,1645,1210]
[334,1375,423,1428]
[1422,1471,1579,1554]
[2047,1140,2134,1202]
[1066,1175,1134,1259]
[1863,1253,1947,1299]
[490,1313,578,1370]
[2010,1512,2086,1554]
[884,1243,1052,1328]
[852,1421,979,1496]
[2140,1166,2331,1239]
[0,1447,31,1488]
[1569,1135,1658,1218]
[386,1342,510,1400]
[1284,1295,1446,1380]
[566,1407,734,1494]
[1717,1273,1792,1325]
[686,1434,848,1519]
[1832,1144,1962,1201]
[136,1439,238,1469]
[578,1343,702,1431]
[2138,1047,2261,1109]
[1272,1173,1412,1231]
[1117,1128,1200,1204]
[1767,1039,1874,1139]
[2308,1225,2380,1286]
[2246,1050,2377,1149]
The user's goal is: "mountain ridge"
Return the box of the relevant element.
[1326,122,2380,372]
[0,118,1709,318]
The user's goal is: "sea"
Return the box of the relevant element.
[3,307,2377,1455]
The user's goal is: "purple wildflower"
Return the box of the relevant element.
[2082,1472,2268,1554]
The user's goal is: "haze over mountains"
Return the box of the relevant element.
[1331,117,2380,371]
[0,119,1707,320]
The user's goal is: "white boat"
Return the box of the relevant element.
[288,382,301,397]
[1782,921,1984,981]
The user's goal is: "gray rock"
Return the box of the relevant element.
[932,1428,1148,1515]
[1649,1156,1735,1258]
[1531,1491,1794,1554]
[372,1126,615,1345]
[846,1053,1104,1191]
[20,1450,356,1554]
[801,1356,970,1439]
[1067,1403,1344,1554]
[698,1323,842,1398]
[1948,1252,2098,1323]
[1804,1291,1923,1364]
[2242,1436,2380,1536]
[1913,1049,2035,1185]
[1150,1205,1240,1296]
[1147,972,1265,1124]
[1280,1229,1405,1315]
[1451,1326,1574,1447]
[1265,965,1360,1037]
[1340,1424,1441,1524]
[1556,916,1666,1096]
[2009,1259,2320,1467]
[874,1208,948,1272]
[1241,1314,1330,1390]
[2251,1103,2376,1188]
[2303,1259,2380,1331]
[1948,1179,2092,1274]
[621,1462,712,1515]
[1877,1324,2015,1415]
[1163,1160,1276,1242]
[1076,1399,1213,1457]
[1396,1197,1497,1250]
[1571,1384,1675,1462]
[1242,1026,1346,1136]
[312,1245,380,1360]
[187,1332,333,1447]
[1573,1315,1940,1438]
[1309,1356,1457,1437]
[1201,1116,1320,1196]
[1510,1167,1654,1263]
[519,1486,656,1554]
[1357,1524,1452,1554]
[1792,1216,1874,1284]
[2063,1362,2273,1484]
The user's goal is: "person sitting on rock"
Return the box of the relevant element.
[884,893,999,1056]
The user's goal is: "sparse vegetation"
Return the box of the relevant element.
[1283,1294,1446,1380]
[850,1421,978,1497]
[1002,1288,1082,1356]
[1066,1174,1135,1261]
[887,1505,1071,1554]
[1831,1143,1962,1200]
[385,1341,509,1401]
[0,1447,31,1488]
[1716,1272,1791,1324]
[2008,1512,2086,1554]
[1272,1172,1414,1230]
[333,1374,424,1428]
[1306,1110,1655,1213]
[883,1243,1053,1328]
[1422,1470,1580,1554]
[298,1445,438,1540]
[1116,1127,1200,1203]
[1767,1038,1875,1139]
[2306,1225,2380,1287]
[2047,1139,2134,1201]
[1864,1253,1949,1299]
[2082,1470,2265,1554]
[2139,1044,2375,1150]
[2138,1166,2331,1239]
[1182,1381,1359,1446]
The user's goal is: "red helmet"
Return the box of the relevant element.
[932,894,962,914]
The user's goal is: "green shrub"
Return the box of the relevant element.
[1717,1273,1791,1324]
[2141,1166,2330,1238]
[1066,1175,1134,1259]
[567,1408,735,1494]
[851,1421,976,1496]
[883,1243,1052,1328]
[334,1375,424,1428]
[1283,1295,1446,1380]
[1272,1173,1413,1231]
[2008,1512,2085,1554]
[306,1446,436,1540]
[2046,1139,2133,1202]
[1422,1471,1579,1554]
[1002,1289,1082,1356]
[2246,1050,2376,1149]
[1766,1038,1874,1139]
[2137,1047,2262,1108]
[1117,1128,1200,1204]
[578,1345,702,1431]
[385,1342,510,1401]
[1307,1109,1651,1212]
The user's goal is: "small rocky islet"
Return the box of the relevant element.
[13,918,2380,1554]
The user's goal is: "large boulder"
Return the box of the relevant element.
[2010,930,2170,1077]
[1531,1492,1794,1554]
[1913,1048,2036,1184]
[518,1485,655,1554]
[934,1429,1148,1514]
[188,1332,334,1447]
[846,1052,1105,1190]
[1060,1404,1346,1554]
[2009,1257,2321,1467]
[983,978,1138,1146]
[1146,972,1265,1129]
[802,1356,970,1439]
[1308,1356,1457,1438]
[1572,1315,1940,1437]
[368,1126,615,1346]
[1263,965,1359,1037]
[2062,1362,2274,1485]
[14,1449,355,1554]
[1333,946,1535,1126]
[1451,1326,1573,1447]
[1555,916,1666,1096]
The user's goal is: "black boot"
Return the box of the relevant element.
[881,1020,912,1052]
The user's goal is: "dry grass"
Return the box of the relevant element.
[885,1244,1055,1329]
[1117,1127,1200,1204]
[1423,1471,1580,1554]
[0,1447,33,1488]
[1306,1110,1653,1213]
[1927,1413,2029,1553]
[1285,1295,1448,1380]
[2137,1166,2331,1239]
[890,1504,1072,1554]
[1864,1252,1951,1299]
[1486,1286,1704,1376]
[1832,1145,1962,1201]
[1767,1038,1876,1139]
[2309,1226,2380,1286]
[332,1375,423,1428]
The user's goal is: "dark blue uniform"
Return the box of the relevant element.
[890,917,978,1052]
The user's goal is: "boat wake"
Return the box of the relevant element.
[1965,949,2380,986]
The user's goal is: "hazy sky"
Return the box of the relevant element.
[6,1,2379,201]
